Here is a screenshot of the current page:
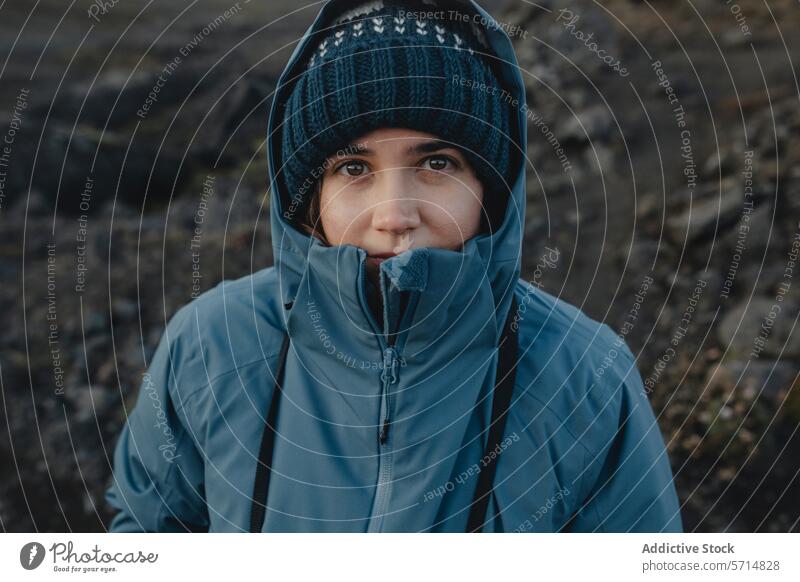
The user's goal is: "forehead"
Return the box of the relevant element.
[341,127,464,157]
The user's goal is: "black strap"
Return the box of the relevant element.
[249,296,519,533]
[249,332,291,533]
[466,295,519,533]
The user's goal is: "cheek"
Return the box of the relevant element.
[318,184,367,244]
[424,186,484,235]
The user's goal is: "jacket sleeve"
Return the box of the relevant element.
[105,309,209,532]
[567,336,683,532]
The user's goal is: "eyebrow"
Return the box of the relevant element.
[342,139,463,157]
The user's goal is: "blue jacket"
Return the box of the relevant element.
[106,0,682,533]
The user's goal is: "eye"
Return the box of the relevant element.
[421,155,459,172]
[334,160,369,178]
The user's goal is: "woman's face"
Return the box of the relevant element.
[317,127,485,270]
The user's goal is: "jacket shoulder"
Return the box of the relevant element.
[512,278,624,363]
[162,267,287,397]
[511,279,640,453]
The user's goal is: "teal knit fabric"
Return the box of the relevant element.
[278,0,515,230]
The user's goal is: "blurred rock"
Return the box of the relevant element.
[718,298,800,360]
[558,105,613,144]
[5,122,192,215]
[667,188,745,244]
[705,359,800,404]
[35,64,239,131]
[67,385,119,425]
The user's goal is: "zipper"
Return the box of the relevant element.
[367,344,399,532]
[356,255,413,441]
[378,346,400,443]
[357,253,417,532]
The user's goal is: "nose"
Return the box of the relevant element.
[370,169,421,234]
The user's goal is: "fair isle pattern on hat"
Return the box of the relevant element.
[308,15,477,68]
[331,0,490,47]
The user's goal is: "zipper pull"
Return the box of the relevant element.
[379,347,399,444]
[380,347,399,385]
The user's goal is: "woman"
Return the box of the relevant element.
[106,0,682,532]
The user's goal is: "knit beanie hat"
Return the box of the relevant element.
[278,0,517,233]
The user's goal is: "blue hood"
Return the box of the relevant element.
[267,0,526,331]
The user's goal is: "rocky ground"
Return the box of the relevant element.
[0,0,798,532]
